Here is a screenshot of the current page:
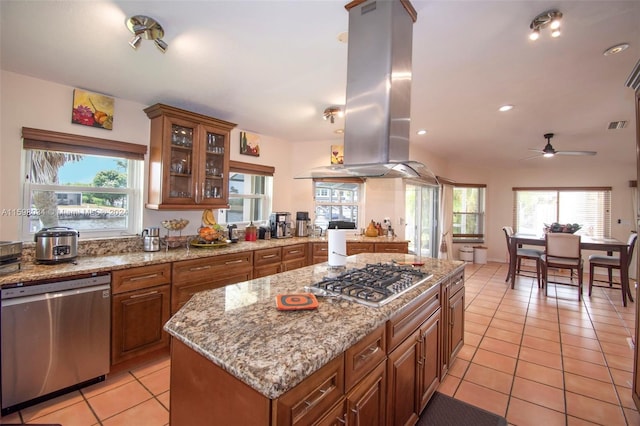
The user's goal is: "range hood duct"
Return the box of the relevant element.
[298,0,438,185]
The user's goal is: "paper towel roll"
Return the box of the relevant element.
[328,229,347,267]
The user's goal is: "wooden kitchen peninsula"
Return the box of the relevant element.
[164,253,465,425]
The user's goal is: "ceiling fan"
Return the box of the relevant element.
[524,133,597,159]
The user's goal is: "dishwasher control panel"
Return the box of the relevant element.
[1,273,111,299]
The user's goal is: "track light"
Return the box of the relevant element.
[323,106,343,124]
[126,15,168,53]
[529,10,563,41]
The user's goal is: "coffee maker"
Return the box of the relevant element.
[269,212,292,238]
[295,212,310,237]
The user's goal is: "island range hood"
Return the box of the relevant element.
[298,0,438,185]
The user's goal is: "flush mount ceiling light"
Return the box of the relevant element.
[603,43,630,56]
[416,129,427,135]
[499,105,514,112]
[323,106,343,124]
[126,15,168,53]
[529,10,563,41]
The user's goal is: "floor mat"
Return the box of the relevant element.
[417,392,508,426]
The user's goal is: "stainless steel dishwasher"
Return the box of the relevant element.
[1,272,111,415]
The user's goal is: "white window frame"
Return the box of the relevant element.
[313,180,363,229]
[452,184,486,243]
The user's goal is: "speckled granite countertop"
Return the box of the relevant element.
[0,236,407,286]
[164,253,464,399]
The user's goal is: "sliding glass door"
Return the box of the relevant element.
[406,184,439,257]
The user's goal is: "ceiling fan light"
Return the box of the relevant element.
[543,152,554,158]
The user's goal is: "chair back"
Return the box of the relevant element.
[626,232,638,267]
[545,233,581,259]
[502,226,513,247]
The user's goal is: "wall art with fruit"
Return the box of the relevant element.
[71,88,114,130]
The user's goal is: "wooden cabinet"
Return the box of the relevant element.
[385,285,441,425]
[347,242,375,255]
[282,243,308,271]
[441,268,465,377]
[172,252,253,314]
[144,103,236,209]
[346,360,386,426]
[311,242,329,264]
[254,247,282,278]
[374,242,408,254]
[275,355,345,426]
[111,264,172,366]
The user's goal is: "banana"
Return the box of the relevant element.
[201,209,217,226]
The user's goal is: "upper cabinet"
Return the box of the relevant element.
[144,103,237,210]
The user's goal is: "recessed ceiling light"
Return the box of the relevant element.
[334,129,344,134]
[337,32,348,44]
[603,43,630,56]
[416,129,427,135]
[499,105,514,112]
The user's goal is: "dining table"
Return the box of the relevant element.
[508,233,633,306]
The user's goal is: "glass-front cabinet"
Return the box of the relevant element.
[144,103,236,209]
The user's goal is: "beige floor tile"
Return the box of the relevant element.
[471,348,517,375]
[464,331,482,347]
[88,379,153,420]
[465,321,489,336]
[493,309,526,324]
[523,325,561,342]
[437,374,461,397]
[130,355,171,378]
[515,360,564,389]
[447,357,469,378]
[560,324,598,339]
[490,317,525,334]
[521,334,561,354]
[616,385,635,409]
[101,398,169,426]
[82,371,135,399]
[506,397,566,426]
[561,345,606,365]
[484,326,522,344]
[478,336,520,358]
[157,390,170,411]
[560,333,601,351]
[562,357,612,382]
[623,407,640,425]
[138,366,170,395]
[454,380,509,417]
[456,344,477,361]
[465,311,493,326]
[518,346,563,370]
[565,391,627,425]
[465,304,497,317]
[564,372,618,404]
[600,340,634,358]
[566,415,601,425]
[609,367,634,389]
[511,376,565,413]
[463,363,513,394]
[604,352,634,373]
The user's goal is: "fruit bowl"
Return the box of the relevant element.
[161,219,189,231]
[162,235,189,249]
[544,223,582,234]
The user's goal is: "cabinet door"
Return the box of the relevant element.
[347,361,386,426]
[199,124,229,207]
[314,400,346,426]
[112,284,170,365]
[386,329,420,426]
[418,310,441,413]
[448,288,465,363]
[312,242,329,264]
[164,116,199,205]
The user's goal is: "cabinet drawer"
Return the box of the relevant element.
[312,243,329,256]
[112,263,172,294]
[173,252,254,283]
[344,324,386,392]
[346,242,375,255]
[254,263,282,278]
[254,247,282,267]
[172,270,252,314]
[374,242,408,253]
[282,258,306,272]
[282,243,307,261]
[386,285,440,353]
[449,269,464,295]
[275,355,344,426]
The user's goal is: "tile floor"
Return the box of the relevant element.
[1,261,638,425]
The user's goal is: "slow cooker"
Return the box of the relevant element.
[34,227,79,264]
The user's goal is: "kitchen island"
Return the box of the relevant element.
[164,253,464,425]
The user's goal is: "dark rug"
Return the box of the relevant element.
[417,392,508,426]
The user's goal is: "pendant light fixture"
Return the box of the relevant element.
[323,106,343,124]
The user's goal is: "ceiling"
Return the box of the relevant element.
[1,1,639,170]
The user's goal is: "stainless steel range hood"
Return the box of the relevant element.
[298,0,438,185]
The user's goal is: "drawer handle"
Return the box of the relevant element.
[336,415,346,424]
[288,250,301,254]
[129,290,158,299]
[129,273,159,281]
[319,248,328,252]
[383,248,398,252]
[359,345,379,360]
[302,384,332,408]
[450,307,455,326]
[189,265,211,272]
[225,259,244,265]
[263,254,277,259]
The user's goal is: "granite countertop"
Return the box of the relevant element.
[164,253,464,400]
[0,235,407,286]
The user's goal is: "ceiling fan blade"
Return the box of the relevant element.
[555,150,597,156]
[519,153,544,161]
[527,149,546,154]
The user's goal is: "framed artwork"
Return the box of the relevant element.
[72,89,114,130]
[240,131,260,156]
[331,145,344,164]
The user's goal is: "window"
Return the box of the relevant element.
[513,187,611,237]
[406,183,439,256]
[21,128,146,239]
[313,180,362,230]
[452,184,486,243]
[218,161,274,225]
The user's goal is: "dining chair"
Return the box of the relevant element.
[542,233,583,300]
[588,231,637,304]
[502,226,543,287]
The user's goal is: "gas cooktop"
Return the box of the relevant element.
[306,262,433,307]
